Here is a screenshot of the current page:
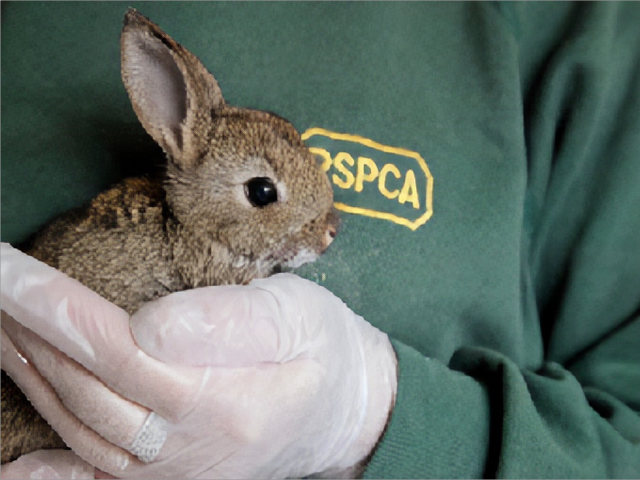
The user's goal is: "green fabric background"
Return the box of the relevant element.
[2,2,639,478]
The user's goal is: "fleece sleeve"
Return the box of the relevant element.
[364,3,640,478]
[365,339,639,479]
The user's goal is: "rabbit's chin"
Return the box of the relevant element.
[282,248,319,269]
[253,247,321,279]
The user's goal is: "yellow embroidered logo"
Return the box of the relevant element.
[302,128,434,231]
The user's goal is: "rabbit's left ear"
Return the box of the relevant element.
[120,8,224,164]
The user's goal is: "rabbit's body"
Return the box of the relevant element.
[24,177,178,314]
[1,9,338,464]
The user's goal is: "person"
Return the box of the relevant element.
[1,2,639,478]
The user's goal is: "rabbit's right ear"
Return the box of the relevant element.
[120,9,224,165]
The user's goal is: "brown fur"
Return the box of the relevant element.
[1,9,338,464]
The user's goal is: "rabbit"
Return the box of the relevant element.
[1,8,339,464]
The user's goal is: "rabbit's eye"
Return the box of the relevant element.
[245,177,278,207]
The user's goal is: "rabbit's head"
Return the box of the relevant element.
[121,9,338,285]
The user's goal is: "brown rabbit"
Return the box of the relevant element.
[1,8,338,464]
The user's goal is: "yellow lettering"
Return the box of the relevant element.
[355,157,379,193]
[332,152,355,190]
[301,128,434,230]
[378,163,401,199]
[398,170,420,209]
[309,147,333,172]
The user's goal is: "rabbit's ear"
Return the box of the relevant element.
[120,9,224,164]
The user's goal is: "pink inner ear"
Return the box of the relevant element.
[122,32,187,144]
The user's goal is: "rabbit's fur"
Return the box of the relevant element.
[1,9,338,464]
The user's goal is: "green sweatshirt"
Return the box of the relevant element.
[2,2,639,478]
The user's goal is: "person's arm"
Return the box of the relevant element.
[363,2,640,477]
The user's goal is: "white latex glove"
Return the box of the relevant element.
[0,242,397,479]
[0,450,100,480]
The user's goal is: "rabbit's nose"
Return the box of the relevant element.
[321,207,340,250]
[322,224,338,250]
[324,225,338,247]
[323,227,335,249]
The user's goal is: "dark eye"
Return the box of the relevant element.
[245,177,278,207]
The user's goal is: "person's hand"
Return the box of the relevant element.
[0,243,397,479]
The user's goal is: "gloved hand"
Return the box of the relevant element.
[0,242,397,479]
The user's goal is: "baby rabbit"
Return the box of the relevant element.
[1,8,338,464]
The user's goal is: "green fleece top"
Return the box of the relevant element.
[2,2,639,478]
